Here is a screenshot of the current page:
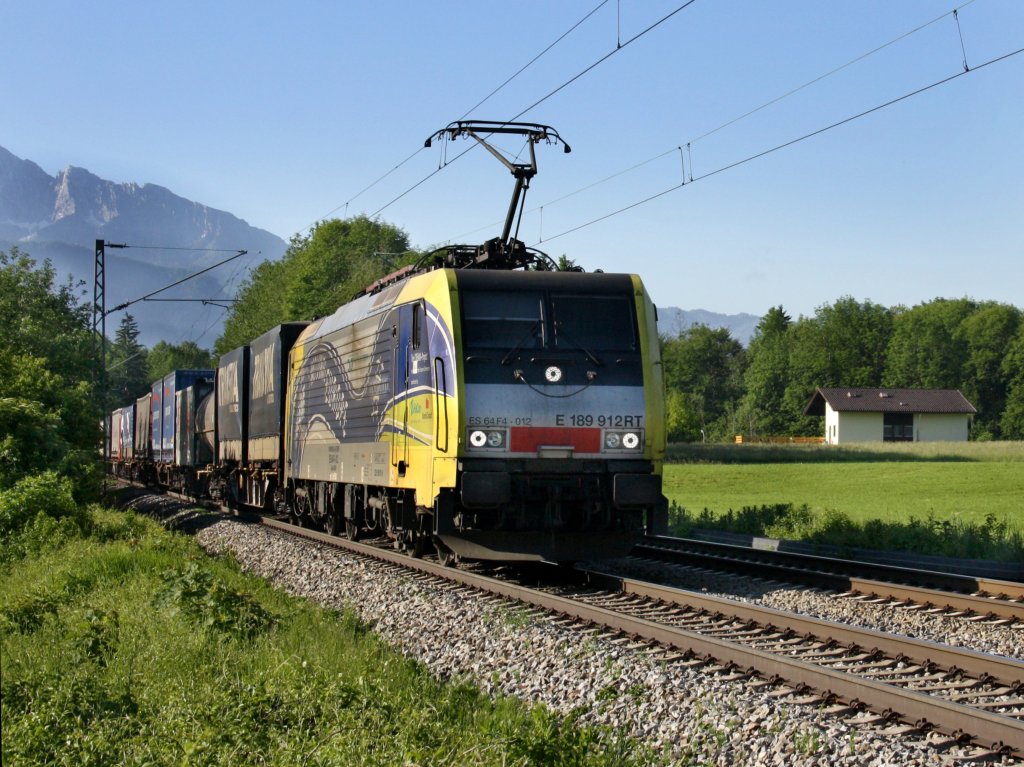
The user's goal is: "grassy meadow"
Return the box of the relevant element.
[663,442,1024,560]
[0,507,654,767]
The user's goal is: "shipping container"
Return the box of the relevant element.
[248,322,309,462]
[121,403,135,460]
[175,380,215,466]
[157,370,214,463]
[135,392,153,460]
[150,380,163,458]
[109,409,123,460]
[217,347,249,463]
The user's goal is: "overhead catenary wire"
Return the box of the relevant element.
[137,5,618,351]
[310,0,611,230]
[533,44,1024,246]
[457,0,611,120]
[368,0,701,220]
[451,0,981,242]
[108,248,248,314]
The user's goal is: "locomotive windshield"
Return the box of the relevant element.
[460,291,545,350]
[550,295,636,351]
[461,290,637,352]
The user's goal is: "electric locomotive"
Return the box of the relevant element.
[106,121,668,564]
[284,242,667,562]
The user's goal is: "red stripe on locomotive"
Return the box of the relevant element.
[510,426,601,453]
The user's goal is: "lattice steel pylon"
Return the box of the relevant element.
[94,239,125,460]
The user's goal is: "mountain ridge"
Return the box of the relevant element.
[0,146,287,346]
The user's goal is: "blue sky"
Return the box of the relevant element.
[3,0,1022,321]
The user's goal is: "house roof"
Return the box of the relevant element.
[804,387,977,416]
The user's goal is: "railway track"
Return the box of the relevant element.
[255,515,1024,759]
[637,535,1024,625]
[111,482,1023,758]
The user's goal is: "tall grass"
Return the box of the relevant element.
[1,509,656,767]
[667,503,1024,562]
[667,441,1024,464]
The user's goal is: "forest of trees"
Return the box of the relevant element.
[215,216,415,355]
[664,298,1024,442]
[1,248,103,502]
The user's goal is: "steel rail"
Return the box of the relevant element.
[579,568,1024,688]
[639,536,1024,622]
[255,517,1024,756]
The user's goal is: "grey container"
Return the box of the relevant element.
[248,322,309,463]
[217,346,249,464]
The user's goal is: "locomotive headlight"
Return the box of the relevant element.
[469,429,506,449]
[604,430,643,451]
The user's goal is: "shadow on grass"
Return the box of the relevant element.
[105,486,224,536]
[668,503,1024,563]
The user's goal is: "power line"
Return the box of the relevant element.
[312,0,611,229]
[534,45,1024,245]
[511,0,698,120]
[108,244,246,252]
[370,0,700,221]
[455,1,982,241]
[688,0,978,146]
[458,0,611,119]
[108,248,248,313]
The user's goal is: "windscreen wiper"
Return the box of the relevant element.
[553,325,604,367]
[501,320,544,366]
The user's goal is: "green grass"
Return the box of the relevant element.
[1,508,656,767]
[667,440,1024,464]
[662,442,1024,561]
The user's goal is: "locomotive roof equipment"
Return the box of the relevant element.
[423,120,571,271]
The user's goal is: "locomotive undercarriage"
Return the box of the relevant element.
[436,457,665,562]
[289,479,432,557]
[284,456,666,564]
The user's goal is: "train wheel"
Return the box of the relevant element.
[325,514,339,536]
[345,519,360,541]
[411,533,428,559]
[435,540,457,568]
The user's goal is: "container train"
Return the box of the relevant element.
[106,121,668,563]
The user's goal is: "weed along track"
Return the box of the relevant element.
[125,491,1024,764]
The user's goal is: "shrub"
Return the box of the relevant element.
[669,503,1024,561]
[154,562,277,639]
[0,471,87,539]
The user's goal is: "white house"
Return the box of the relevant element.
[804,388,977,444]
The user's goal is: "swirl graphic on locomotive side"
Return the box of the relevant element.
[290,300,455,473]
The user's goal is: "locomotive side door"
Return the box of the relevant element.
[391,303,417,477]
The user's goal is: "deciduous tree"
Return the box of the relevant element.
[147,341,215,381]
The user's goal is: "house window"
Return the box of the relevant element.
[883,412,914,442]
